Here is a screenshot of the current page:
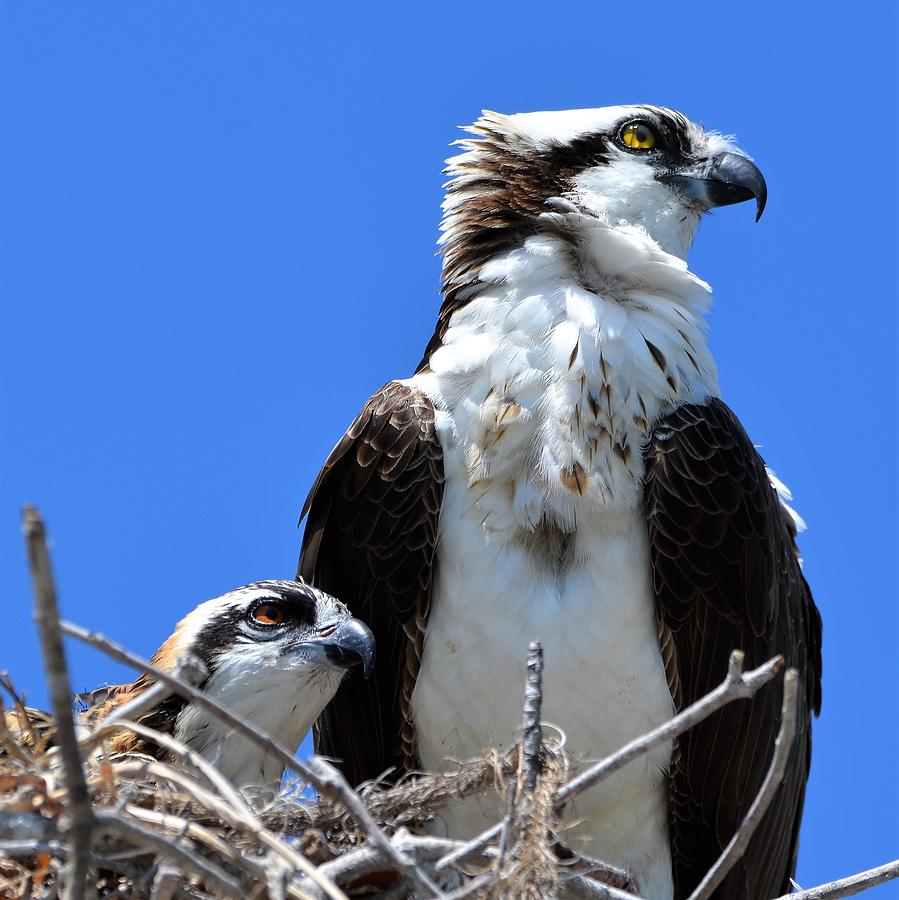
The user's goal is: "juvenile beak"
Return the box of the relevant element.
[660,151,767,221]
[311,618,375,678]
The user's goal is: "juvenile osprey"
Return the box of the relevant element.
[5,580,374,788]
[299,106,822,898]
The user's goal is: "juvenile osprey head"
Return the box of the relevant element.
[440,104,766,295]
[82,580,375,787]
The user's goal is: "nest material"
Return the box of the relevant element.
[3,508,804,900]
[1,696,634,900]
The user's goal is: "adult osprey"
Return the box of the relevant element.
[299,106,822,899]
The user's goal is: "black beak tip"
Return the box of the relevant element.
[713,151,767,223]
[323,618,376,679]
[664,151,767,223]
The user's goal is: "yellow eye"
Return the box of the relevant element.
[251,602,287,627]
[620,122,657,150]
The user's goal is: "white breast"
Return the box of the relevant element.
[408,220,720,898]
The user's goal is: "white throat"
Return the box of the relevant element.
[572,159,702,258]
[416,213,720,529]
[173,651,343,788]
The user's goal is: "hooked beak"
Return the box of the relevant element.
[659,151,767,222]
[309,617,375,679]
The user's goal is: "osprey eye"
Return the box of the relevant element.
[620,122,657,150]
[249,602,288,627]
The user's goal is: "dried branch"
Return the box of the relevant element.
[89,721,334,899]
[280,748,517,836]
[110,755,342,900]
[23,505,94,900]
[0,811,59,843]
[561,872,643,900]
[120,802,259,876]
[97,652,207,732]
[149,860,183,900]
[92,809,244,897]
[84,717,249,817]
[435,817,504,880]
[0,840,67,857]
[306,756,445,898]
[436,874,495,900]
[687,668,799,899]
[435,651,784,876]
[520,641,544,795]
[314,831,481,888]
[494,775,518,873]
[774,860,899,900]
[0,687,38,767]
[556,650,784,806]
[554,843,638,894]
[0,672,43,749]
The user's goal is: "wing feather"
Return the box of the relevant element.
[298,381,444,784]
[645,398,822,899]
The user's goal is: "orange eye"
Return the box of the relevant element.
[250,602,287,627]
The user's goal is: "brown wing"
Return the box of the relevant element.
[298,381,444,786]
[82,677,188,757]
[644,398,822,900]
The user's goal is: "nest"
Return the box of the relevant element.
[0,678,636,900]
[4,507,834,900]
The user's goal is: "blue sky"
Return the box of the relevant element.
[1,2,896,894]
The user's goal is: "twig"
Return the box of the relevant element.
[23,505,94,900]
[437,874,496,899]
[109,754,341,900]
[521,641,544,795]
[556,651,783,807]
[275,748,518,836]
[149,860,182,900]
[98,652,207,732]
[92,810,244,898]
[315,831,480,887]
[554,842,638,893]
[0,841,69,856]
[434,820,501,874]
[83,717,250,817]
[773,860,899,900]
[0,811,59,842]
[0,671,43,751]
[494,778,518,871]
[497,642,547,873]
[687,668,799,900]
[307,757,445,898]
[435,652,783,874]
[561,872,643,900]
[61,618,444,899]
[0,689,38,767]
[121,803,253,877]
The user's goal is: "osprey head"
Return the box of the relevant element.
[89,580,374,786]
[441,104,766,274]
[157,579,376,687]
